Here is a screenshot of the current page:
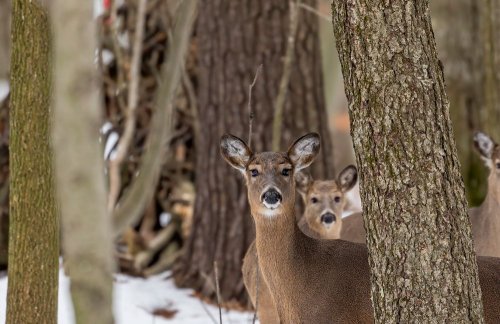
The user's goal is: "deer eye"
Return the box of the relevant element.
[334,196,341,203]
[281,168,291,176]
[311,197,318,204]
[250,169,259,177]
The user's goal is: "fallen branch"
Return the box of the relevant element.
[272,0,300,151]
[112,0,198,237]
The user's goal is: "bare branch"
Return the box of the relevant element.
[108,0,148,214]
[112,0,198,237]
[214,261,223,324]
[272,0,300,151]
[248,64,263,148]
[297,2,331,22]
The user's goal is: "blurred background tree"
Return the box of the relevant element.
[431,0,500,205]
[173,0,335,305]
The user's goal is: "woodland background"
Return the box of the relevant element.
[0,0,498,323]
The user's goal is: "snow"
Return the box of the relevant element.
[0,80,8,102]
[0,270,255,324]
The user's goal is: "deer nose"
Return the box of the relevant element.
[321,212,336,224]
[262,188,282,205]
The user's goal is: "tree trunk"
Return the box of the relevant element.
[52,1,114,323]
[430,0,500,206]
[6,1,59,323]
[0,0,10,79]
[174,0,333,305]
[332,1,484,322]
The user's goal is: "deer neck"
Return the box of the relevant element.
[480,172,500,214]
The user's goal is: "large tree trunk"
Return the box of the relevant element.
[332,1,484,322]
[6,1,59,323]
[0,0,10,79]
[431,0,500,206]
[51,0,115,323]
[174,0,333,305]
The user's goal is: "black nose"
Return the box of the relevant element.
[321,213,336,224]
[262,188,282,205]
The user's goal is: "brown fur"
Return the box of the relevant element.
[470,132,500,257]
[222,134,500,323]
[340,212,366,243]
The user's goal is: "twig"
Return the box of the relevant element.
[110,0,125,87]
[112,0,198,236]
[198,298,219,324]
[247,64,262,148]
[108,0,148,214]
[214,261,223,324]
[252,261,260,324]
[297,2,331,22]
[272,0,300,151]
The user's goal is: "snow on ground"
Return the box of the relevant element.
[0,270,255,324]
[0,80,8,101]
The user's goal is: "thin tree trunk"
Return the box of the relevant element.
[0,0,10,79]
[431,0,500,206]
[6,1,59,323]
[52,1,114,323]
[174,0,333,305]
[332,1,484,322]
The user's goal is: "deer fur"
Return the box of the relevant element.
[221,133,500,323]
[470,132,500,258]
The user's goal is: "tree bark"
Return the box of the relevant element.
[174,0,333,305]
[332,1,484,322]
[6,1,59,323]
[52,1,114,323]
[430,0,500,206]
[0,0,10,79]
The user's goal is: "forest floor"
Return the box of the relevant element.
[0,268,255,324]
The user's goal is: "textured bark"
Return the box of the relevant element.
[431,0,500,205]
[0,0,10,79]
[332,1,484,322]
[6,1,59,323]
[52,1,114,323]
[174,0,333,305]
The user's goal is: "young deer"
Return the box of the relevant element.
[470,132,500,257]
[222,133,500,323]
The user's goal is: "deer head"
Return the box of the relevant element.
[296,165,358,239]
[474,131,500,176]
[220,133,320,221]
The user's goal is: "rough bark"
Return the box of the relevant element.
[0,0,10,79]
[52,1,114,323]
[430,0,500,205]
[332,1,484,322]
[6,1,59,323]
[174,0,333,305]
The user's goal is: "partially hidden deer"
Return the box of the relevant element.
[221,133,500,323]
[470,132,500,258]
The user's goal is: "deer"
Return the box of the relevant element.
[242,166,359,323]
[221,132,500,323]
[470,132,500,258]
[296,166,358,239]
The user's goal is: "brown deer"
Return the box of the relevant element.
[296,166,358,239]
[470,132,500,258]
[242,166,358,323]
[221,133,500,323]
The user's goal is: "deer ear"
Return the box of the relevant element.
[474,132,496,167]
[287,133,320,171]
[338,165,358,192]
[220,134,252,172]
[295,171,313,198]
